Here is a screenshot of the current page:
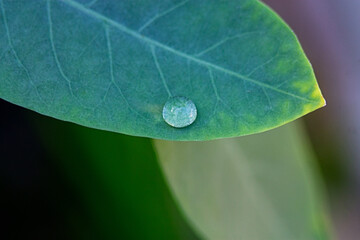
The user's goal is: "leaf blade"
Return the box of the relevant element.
[154,122,331,240]
[0,0,325,140]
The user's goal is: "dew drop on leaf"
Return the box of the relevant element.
[162,96,197,128]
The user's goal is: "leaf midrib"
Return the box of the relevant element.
[62,0,314,103]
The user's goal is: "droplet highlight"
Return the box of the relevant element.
[162,96,197,128]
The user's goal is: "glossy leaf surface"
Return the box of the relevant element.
[0,0,325,140]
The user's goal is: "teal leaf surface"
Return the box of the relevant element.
[0,0,325,140]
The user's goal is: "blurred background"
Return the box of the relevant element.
[1,0,359,239]
[262,0,360,239]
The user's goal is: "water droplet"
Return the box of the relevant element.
[162,96,197,128]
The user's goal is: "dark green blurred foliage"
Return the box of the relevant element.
[33,113,198,240]
[1,99,198,240]
[1,100,94,240]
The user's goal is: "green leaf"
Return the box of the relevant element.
[0,0,325,140]
[154,122,331,240]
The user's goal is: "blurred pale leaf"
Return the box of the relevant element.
[0,0,324,140]
[154,122,331,240]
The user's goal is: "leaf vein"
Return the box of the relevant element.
[195,31,263,57]
[151,45,172,97]
[105,25,149,121]
[77,31,101,59]
[208,67,220,100]
[261,87,273,110]
[246,51,280,77]
[85,0,98,8]
[138,0,189,33]
[208,67,248,124]
[47,0,79,102]
[61,0,316,103]
[1,0,46,105]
